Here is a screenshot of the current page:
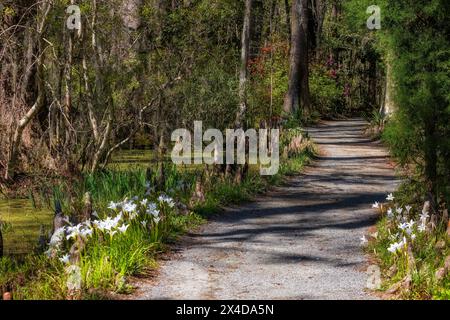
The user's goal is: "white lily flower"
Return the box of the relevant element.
[118,224,129,233]
[112,213,122,225]
[66,224,81,234]
[387,208,394,218]
[59,254,70,264]
[158,195,175,208]
[388,237,407,254]
[372,202,380,209]
[83,220,92,228]
[141,220,148,227]
[154,217,161,224]
[95,217,116,232]
[388,242,400,254]
[418,223,426,232]
[108,202,118,210]
[141,198,148,206]
[398,222,408,230]
[405,205,412,213]
[360,235,368,245]
[66,224,82,240]
[396,207,403,215]
[93,220,103,231]
[123,202,137,213]
[419,211,429,222]
[80,227,93,238]
[406,219,415,229]
[146,206,160,217]
[386,193,395,201]
[106,217,118,230]
[129,212,138,220]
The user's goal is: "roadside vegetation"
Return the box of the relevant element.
[0,129,315,300]
[0,0,448,300]
[356,0,450,299]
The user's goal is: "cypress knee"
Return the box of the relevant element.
[82,192,93,221]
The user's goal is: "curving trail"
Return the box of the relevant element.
[134,119,398,300]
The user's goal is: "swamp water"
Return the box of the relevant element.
[0,199,53,256]
[0,150,153,256]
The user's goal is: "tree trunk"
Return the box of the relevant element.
[283,0,301,114]
[61,0,77,151]
[380,56,395,117]
[424,113,438,208]
[310,0,326,55]
[230,0,252,182]
[330,0,341,68]
[235,0,253,128]
[4,3,51,180]
[298,0,311,112]
[90,111,112,173]
[284,0,291,42]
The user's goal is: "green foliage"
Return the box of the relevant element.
[363,109,386,139]
[45,170,148,216]
[379,0,450,202]
[382,113,419,167]
[0,255,67,300]
[309,64,343,116]
[178,61,239,129]
[248,40,289,124]
[316,0,384,116]
[364,109,385,128]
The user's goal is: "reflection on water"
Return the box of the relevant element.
[0,199,53,256]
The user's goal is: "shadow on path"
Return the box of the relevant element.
[134,118,399,300]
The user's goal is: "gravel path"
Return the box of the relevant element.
[134,119,398,300]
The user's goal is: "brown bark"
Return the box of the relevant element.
[235,0,253,128]
[90,111,112,173]
[310,0,326,53]
[330,0,341,67]
[283,0,311,114]
[4,3,51,180]
[299,0,311,112]
[284,0,291,41]
[283,0,301,114]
